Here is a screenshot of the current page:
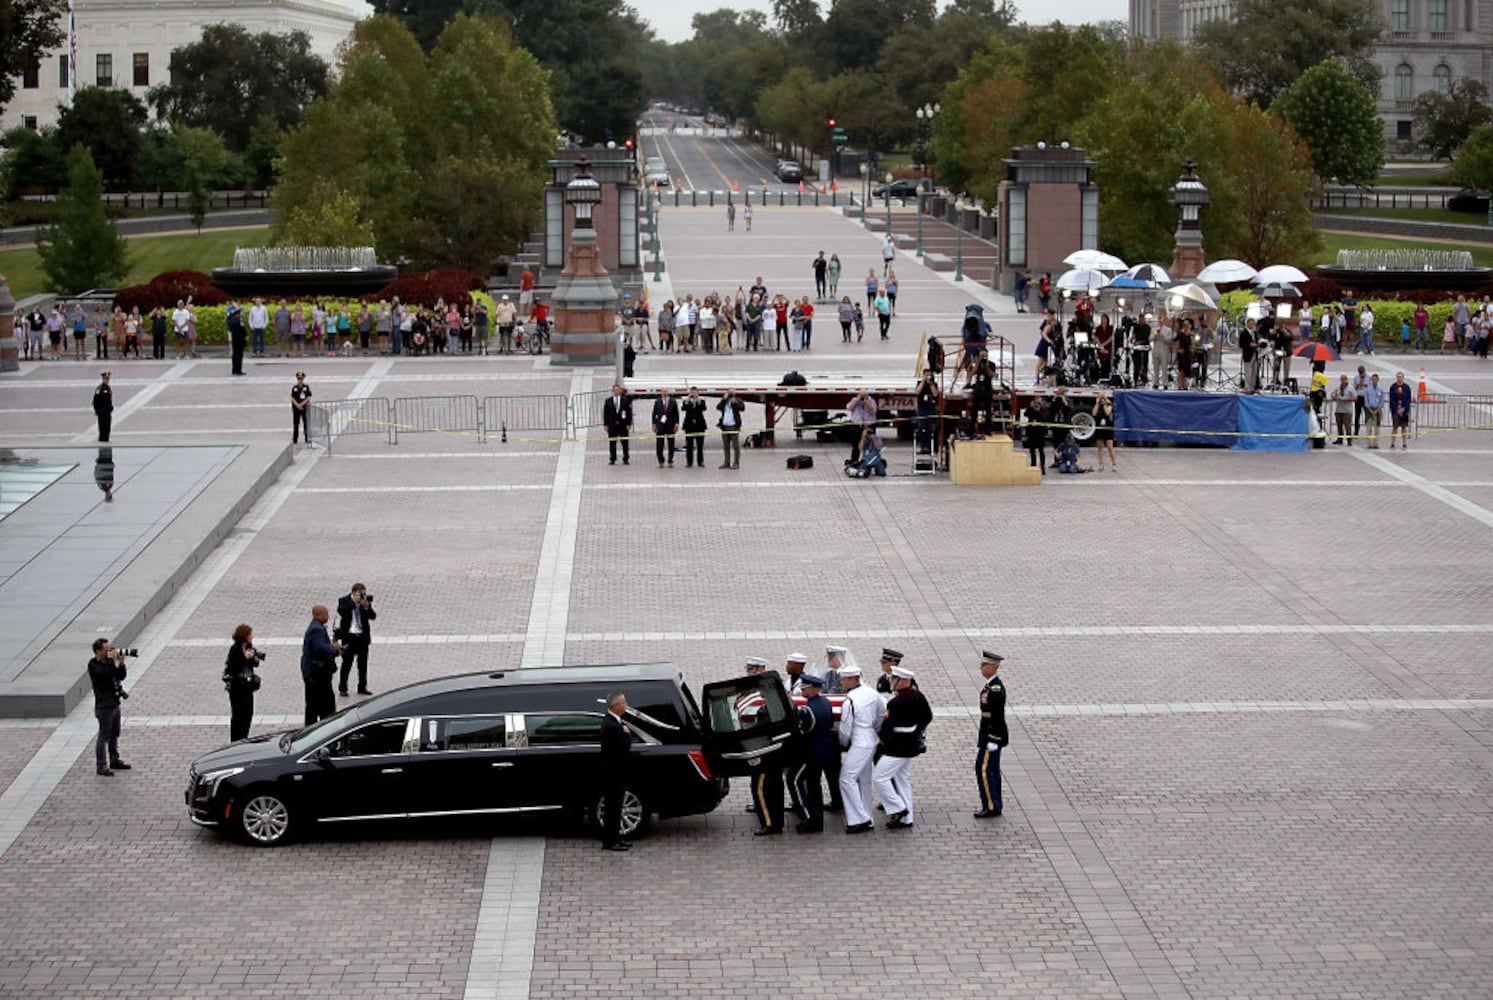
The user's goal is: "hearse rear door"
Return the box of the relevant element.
[698,672,799,777]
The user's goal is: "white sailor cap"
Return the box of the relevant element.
[745,657,768,670]
[785,652,808,664]
[891,666,915,680]
[839,665,862,678]
[826,645,848,655]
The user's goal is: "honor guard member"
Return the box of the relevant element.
[93,372,113,442]
[291,372,313,445]
[874,647,903,698]
[836,663,885,833]
[792,674,833,833]
[874,666,932,828]
[783,652,808,694]
[974,651,1008,818]
[741,657,782,831]
[820,644,854,811]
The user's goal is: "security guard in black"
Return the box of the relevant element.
[93,372,113,442]
[291,373,312,443]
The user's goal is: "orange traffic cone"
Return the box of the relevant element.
[831,180,838,192]
[1417,365,1429,401]
[732,178,739,191]
[798,181,804,194]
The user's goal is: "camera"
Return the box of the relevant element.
[250,647,267,663]
[116,647,139,658]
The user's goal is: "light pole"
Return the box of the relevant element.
[859,160,869,222]
[650,194,662,282]
[914,103,939,258]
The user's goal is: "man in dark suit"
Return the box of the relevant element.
[602,383,633,465]
[599,691,633,851]
[335,583,377,697]
[792,674,834,833]
[651,388,679,467]
[300,604,340,725]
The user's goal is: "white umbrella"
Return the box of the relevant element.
[1063,249,1127,272]
[1054,268,1107,293]
[1197,259,1258,283]
[1164,282,1217,311]
[1125,263,1172,286]
[1255,264,1309,285]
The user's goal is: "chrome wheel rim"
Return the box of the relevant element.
[242,795,289,843]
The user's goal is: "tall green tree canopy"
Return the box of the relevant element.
[149,24,329,154]
[55,87,148,190]
[273,14,556,270]
[1412,79,1493,160]
[1191,0,1382,108]
[1272,58,1384,186]
[0,0,67,112]
[37,145,128,293]
[1449,124,1493,195]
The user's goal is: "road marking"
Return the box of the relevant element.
[521,372,590,668]
[1353,447,1493,530]
[464,838,545,1000]
[170,621,1493,649]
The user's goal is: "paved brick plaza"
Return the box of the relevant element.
[1,206,1491,998]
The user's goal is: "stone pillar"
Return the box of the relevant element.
[0,278,16,372]
[1168,159,1211,280]
[550,225,619,367]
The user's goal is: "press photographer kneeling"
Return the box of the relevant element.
[223,624,264,742]
[88,638,136,777]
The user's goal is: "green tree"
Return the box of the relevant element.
[276,179,376,246]
[169,127,243,230]
[928,36,1026,200]
[1272,58,1383,186]
[0,0,67,113]
[274,14,556,270]
[149,24,329,153]
[823,0,936,74]
[1192,0,1382,108]
[37,145,127,293]
[1,124,65,198]
[1412,79,1493,159]
[54,87,147,190]
[1448,124,1493,200]
[1213,102,1319,265]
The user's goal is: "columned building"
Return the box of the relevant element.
[1129,0,1493,146]
[3,0,363,134]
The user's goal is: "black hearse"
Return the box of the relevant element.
[186,663,797,846]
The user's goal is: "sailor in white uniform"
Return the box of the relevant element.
[836,664,885,833]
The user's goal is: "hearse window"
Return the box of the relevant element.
[328,719,408,758]
[525,713,604,746]
[422,716,506,752]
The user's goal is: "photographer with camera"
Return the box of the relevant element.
[336,583,377,697]
[88,638,133,776]
[223,624,264,741]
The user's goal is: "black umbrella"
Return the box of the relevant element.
[1254,281,1301,299]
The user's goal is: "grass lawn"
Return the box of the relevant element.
[1313,232,1493,268]
[0,226,268,300]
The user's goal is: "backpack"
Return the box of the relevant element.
[786,455,814,470]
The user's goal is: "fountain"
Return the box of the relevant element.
[1315,248,1492,292]
[211,246,398,298]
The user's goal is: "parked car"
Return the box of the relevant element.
[185,664,797,846]
[777,160,803,182]
[872,179,927,201]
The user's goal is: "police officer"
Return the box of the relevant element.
[836,663,884,833]
[93,372,113,442]
[792,673,833,833]
[742,655,785,837]
[874,647,903,697]
[974,650,1008,818]
[291,372,312,445]
[874,665,932,829]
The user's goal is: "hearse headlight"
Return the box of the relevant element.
[198,767,245,797]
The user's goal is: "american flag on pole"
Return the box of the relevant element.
[67,1,78,106]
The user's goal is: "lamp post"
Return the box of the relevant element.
[650,194,662,282]
[914,103,939,258]
[548,157,615,367]
[859,160,869,222]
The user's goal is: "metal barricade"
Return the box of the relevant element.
[571,389,612,435]
[482,394,569,442]
[1414,394,1493,436]
[307,398,394,454]
[391,394,482,444]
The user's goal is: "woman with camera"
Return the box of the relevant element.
[224,624,263,741]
